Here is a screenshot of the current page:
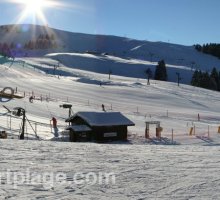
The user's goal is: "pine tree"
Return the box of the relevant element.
[191,70,200,86]
[218,71,220,91]
[210,67,219,89]
[195,43,220,59]
[191,69,218,91]
[200,72,210,89]
[154,60,167,81]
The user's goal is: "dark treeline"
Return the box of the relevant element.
[0,42,13,58]
[195,43,220,59]
[191,67,220,91]
[0,33,58,58]
[24,34,57,50]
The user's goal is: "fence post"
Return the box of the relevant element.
[7,115,8,128]
[172,129,174,144]
[10,115,12,130]
[208,125,210,138]
[193,125,196,135]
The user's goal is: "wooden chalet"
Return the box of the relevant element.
[65,112,135,142]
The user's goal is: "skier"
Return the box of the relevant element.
[102,104,106,112]
[51,117,57,128]
[50,117,58,137]
[29,96,34,103]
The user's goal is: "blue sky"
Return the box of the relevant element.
[0,0,220,45]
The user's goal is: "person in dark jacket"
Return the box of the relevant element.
[50,117,58,137]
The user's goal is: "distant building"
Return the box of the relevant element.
[65,112,135,142]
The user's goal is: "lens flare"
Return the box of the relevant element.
[8,0,61,24]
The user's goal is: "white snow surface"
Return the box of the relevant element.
[1,54,220,199]
[1,140,220,199]
[1,24,220,199]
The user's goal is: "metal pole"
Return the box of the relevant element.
[147,76,150,85]
[172,129,174,144]
[193,125,196,135]
[69,108,71,118]
[20,110,25,140]
[208,125,210,138]
[10,114,11,130]
[7,115,8,128]
[176,72,181,86]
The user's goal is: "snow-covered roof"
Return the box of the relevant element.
[66,112,135,127]
[66,125,92,132]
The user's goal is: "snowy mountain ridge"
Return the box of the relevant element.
[1,24,220,84]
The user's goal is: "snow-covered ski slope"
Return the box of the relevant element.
[1,56,220,145]
[1,25,220,199]
[1,24,220,83]
[1,140,220,199]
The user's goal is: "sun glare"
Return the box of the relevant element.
[24,0,45,13]
[11,0,58,24]
[8,0,79,25]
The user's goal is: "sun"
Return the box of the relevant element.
[19,0,51,23]
[11,0,57,24]
[24,0,45,14]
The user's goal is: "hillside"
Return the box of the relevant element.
[1,24,220,199]
[1,24,220,84]
[1,61,220,199]
[1,55,220,145]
